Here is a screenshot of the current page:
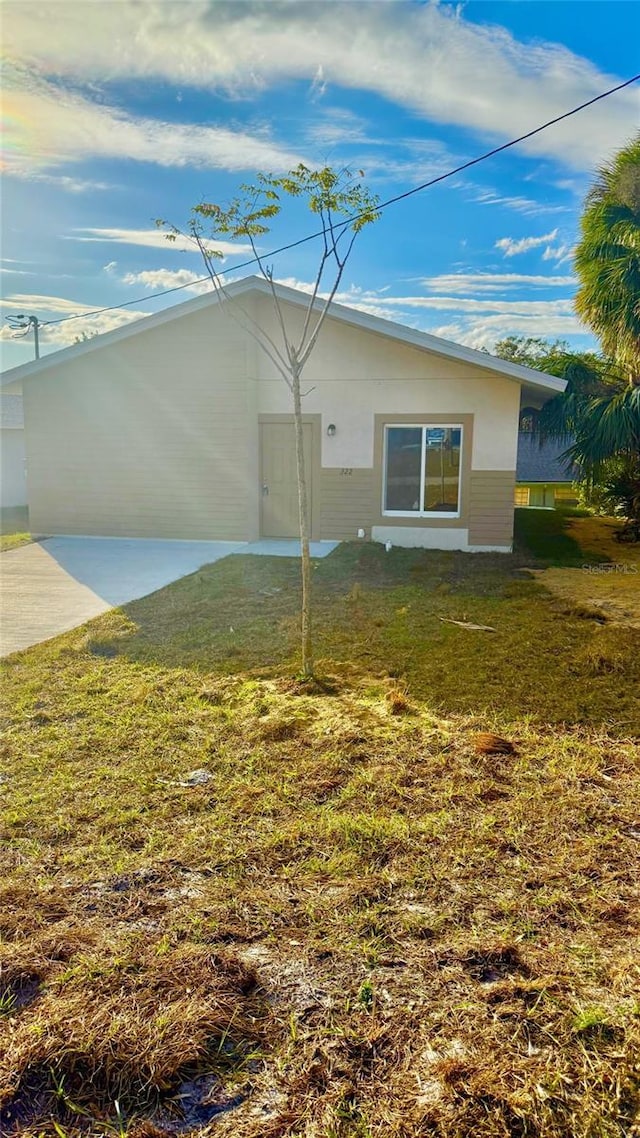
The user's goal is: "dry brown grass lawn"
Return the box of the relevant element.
[528,514,640,629]
[562,516,640,566]
[1,531,639,1137]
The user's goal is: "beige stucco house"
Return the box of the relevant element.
[0,391,27,508]
[0,277,565,551]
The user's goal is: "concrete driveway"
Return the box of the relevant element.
[0,536,338,657]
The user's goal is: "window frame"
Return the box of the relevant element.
[554,484,577,503]
[382,423,464,519]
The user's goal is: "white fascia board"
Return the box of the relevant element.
[0,273,565,396]
[0,285,239,387]
[268,280,567,394]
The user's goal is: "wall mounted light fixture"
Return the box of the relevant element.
[327,423,336,437]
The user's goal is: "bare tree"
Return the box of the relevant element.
[159,165,379,678]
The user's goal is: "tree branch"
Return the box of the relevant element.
[295,246,330,359]
[298,231,357,371]
[192,231,293,386]
[246,232,296,369]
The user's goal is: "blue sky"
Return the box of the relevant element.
[2,0,638,371]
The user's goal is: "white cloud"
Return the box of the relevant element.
[542,243,573,264]
[358,139,457,185]
[469,187,569,217]
[495,229,559,257]
[121,268,212,295]
[42,310,150,347]
[420,272,575,293]
[274,278,577,326]
[3,1,636,170]
[18,172,112,193]
[305,116,458,184]
[3,69,304,180]
[430,313,588,351]
[0,293,98,316]
[305,108,373,149]
[273,277,413,322]
[309,64,327,101]
[366,295,576,317]
[0,323,29,343]
[272,277,589,352]
[0,275,589,359]
[0,292,151,348]
[68,228,253,257]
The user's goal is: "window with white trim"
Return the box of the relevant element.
[383,425,463,517]
[554,485,577,502]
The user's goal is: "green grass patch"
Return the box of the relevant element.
[0,506,30,551]
[513,506,608,566]
[1,523,639,1136]
[74,541,640,731]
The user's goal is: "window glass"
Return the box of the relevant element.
[424,428,461,512]
[514,486,530,506]
[519,407,539,432]
[385,427,422,511]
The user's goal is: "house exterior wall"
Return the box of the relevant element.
[24,305,257,540]
[515,432,579,510]
[515,483,579,509]
[254,298,520,470]
[1,429,27,508]
[319,467,376,541]
[468,471,516,547]
[21,294,520,550]
[254,299,519,550]
[1,393,27,508]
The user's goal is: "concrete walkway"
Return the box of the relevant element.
[0,536,338,657]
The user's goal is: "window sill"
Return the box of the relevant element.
[383,511,461,520]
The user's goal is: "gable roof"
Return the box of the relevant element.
[0,275,566,397]
[516,432,578,483]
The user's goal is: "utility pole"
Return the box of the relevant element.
[6,314,41,359]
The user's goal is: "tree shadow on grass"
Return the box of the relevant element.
[513,508,610,567]
[81,542,640,737]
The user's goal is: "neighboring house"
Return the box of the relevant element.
[0,277,564,552]
[516,409,579,508]
[0,390,27,508]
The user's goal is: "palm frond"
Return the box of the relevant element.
[566,385,640,476]
[574,133,640,373]
[535,358,616,445]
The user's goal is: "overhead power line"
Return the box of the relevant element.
[41,70,640,331]
[5,313,41,359]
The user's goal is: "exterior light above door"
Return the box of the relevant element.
[326,423,336,437]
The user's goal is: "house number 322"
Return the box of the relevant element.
[340,468,353,476]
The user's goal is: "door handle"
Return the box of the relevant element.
[262,483,269,496]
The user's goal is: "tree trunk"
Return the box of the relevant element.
[291,364,314,678]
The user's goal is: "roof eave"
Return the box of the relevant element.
[0,274,566,395]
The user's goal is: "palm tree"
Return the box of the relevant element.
[574,133,640,378]
[536,137,640,528]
